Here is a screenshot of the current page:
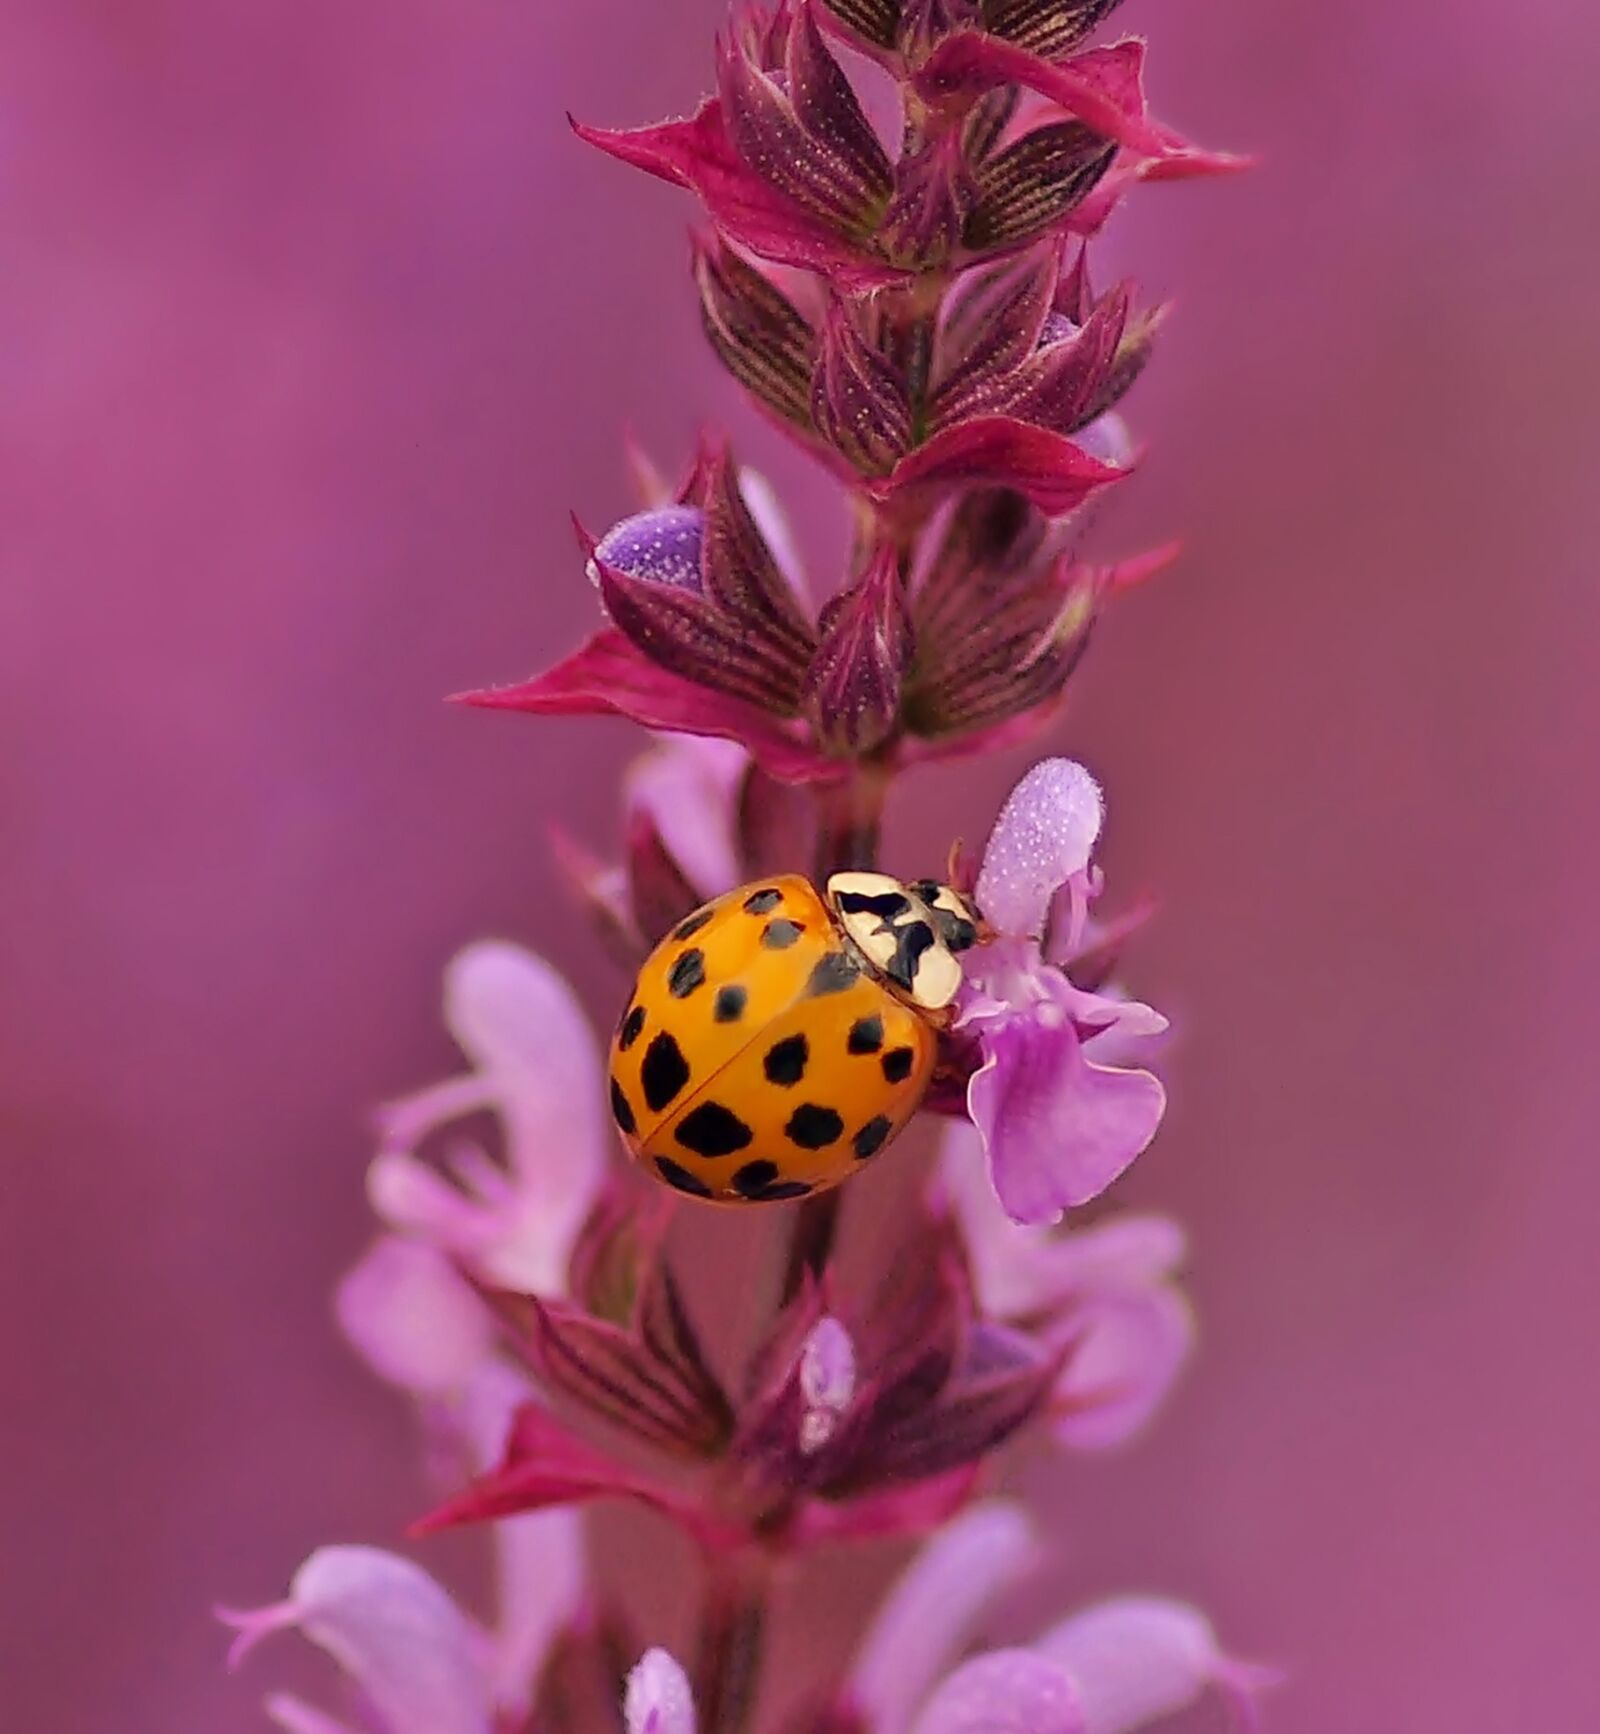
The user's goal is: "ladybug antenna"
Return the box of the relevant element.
[945,837,982,898]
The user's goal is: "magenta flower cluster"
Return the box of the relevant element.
[220,2,1268,1729]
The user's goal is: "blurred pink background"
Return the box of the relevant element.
[5,1,1598,1728]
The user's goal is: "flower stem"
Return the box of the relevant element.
[813,761,888,879]
[780,1188,842,1304]
[694,1552,768,1734]
[774,763,891,1305]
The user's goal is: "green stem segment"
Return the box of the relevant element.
[775,763,892,1303]
[703,274,913,1724]
[813,762,889,879]
[694,1552,769,1734]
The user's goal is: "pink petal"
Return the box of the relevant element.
[1043,1213,1188,1291]
[365,1146,503,1267]
[264,1696,361,1734]
[909,1650,1086,1734]
[489,1506,588,1718]
[1039,1598,1277,1733]
[977,759,1103,939]
[625,1647,698,1734]
[625,733,747,899]
[443,941,605,1191]
[935,1126,1190,1446]
[941,1129,1185,1314]
[334,1237,494,1399]
[739,469,810,607]
[223,1548,494,1734]
[966,1007,1166,1224]
[330,1248,587,1718]
[370,942,607,1294]
[462,629,842,785]
[1073,409,1135,469]
[876,416,1126,518]
[1052,1281,1194,1452]
[435,1360,593,1715]
[936,1121,1091,1318]
[848,1503,1040,1734]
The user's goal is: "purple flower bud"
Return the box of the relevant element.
[592,505,706,592]
[976,758,1103,940]
[586,456,818,716]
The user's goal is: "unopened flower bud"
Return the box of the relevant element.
[586,456,818,714]
[803,550,912,755]
[592,505,706,592]
[625,1647,697,1734]
[811,300,913,478]
[799,1315,857,1453]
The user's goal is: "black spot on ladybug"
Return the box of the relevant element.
[882,1046,916,1083]
[886,920,937,991]
[732,1160,813,1201]
[761,918,804,950]
[743,888,783,914]
[673,906,715,941]
[805,951,860,996]
[936,915,977,957]
[713,984,747,1023]
[731,1158,779,1195]
[853,1115,892,1159]
[618,1004,646,1051]
[609,1077,637,1136]
[847,1014,883,1054]
[641,1031,691,1112]
[786,1104,844,1149]
[655,1155,713,1197]
[934,909,977,952]
[673,1101,754,1158]
[667,948,707,998]
[836,888,911,923]
[763,1033,809,1086]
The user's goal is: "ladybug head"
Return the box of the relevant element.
[825,872,984,1014]
[909,880,982,954]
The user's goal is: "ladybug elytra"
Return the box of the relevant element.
[608,872,981,1204]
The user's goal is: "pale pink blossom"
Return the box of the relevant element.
[366,939,609,1293]
[635,1506,1271,1734]
[938,1122,1193,1449]
[962,760,1168,1224]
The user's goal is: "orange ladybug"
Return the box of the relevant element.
[607,872,981,1204]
